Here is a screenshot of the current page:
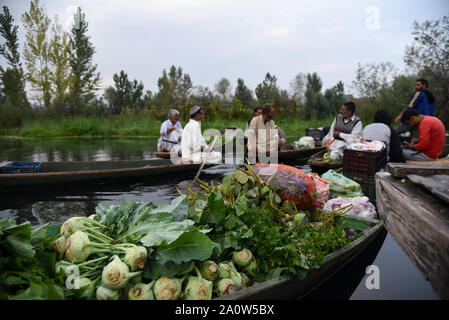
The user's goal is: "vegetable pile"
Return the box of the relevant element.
[1,163,364,300]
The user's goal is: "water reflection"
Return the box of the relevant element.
[0,137,159,162]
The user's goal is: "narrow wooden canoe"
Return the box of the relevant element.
[156,146,327,163]
[0,159,210,192]
[307,150,342,174]
[216,215,383,300]
[46,214,383,300]
[376,170,449,299]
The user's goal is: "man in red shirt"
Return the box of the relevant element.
[401,109,446,161]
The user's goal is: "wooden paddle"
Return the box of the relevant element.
[192,135,220,185]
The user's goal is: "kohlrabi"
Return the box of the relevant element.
[243,259,258,278]
[215,278,236,296]
[232,249,253,268]
[199,261,219,281]
[96,285,120,300]
[101,255,142,290]
[153,277,183,300]
[218,262,242,289]
[184,267,213,300]
[128,281,155,300]
[63,230,111,263]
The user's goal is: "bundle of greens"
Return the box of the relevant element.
[0,218,64,300]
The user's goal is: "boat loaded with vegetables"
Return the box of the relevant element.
[0,161,382,300]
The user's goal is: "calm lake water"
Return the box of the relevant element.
[0,137,440,300]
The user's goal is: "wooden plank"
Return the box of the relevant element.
[406,157,449,165]
[387,162,449,178]
[407,174,449,204]
[375,172,449,299]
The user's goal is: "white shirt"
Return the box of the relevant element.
[362,122,391,157]
[157,120,183,152]
[181,119,221,164]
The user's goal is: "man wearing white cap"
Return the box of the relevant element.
[181,106,222,164]
[157,109,183,153]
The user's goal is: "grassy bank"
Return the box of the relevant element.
[1,114,335,142]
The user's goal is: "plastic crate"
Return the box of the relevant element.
[0,161,41,173]
[305,127,330,141]
[343,148,387,178]
[345,173,376,203]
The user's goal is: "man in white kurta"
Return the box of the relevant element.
[181,106,221,164]
[157,109,183,153]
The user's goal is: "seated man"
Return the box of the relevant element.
[247,105,285,161]
[324,101,362,161]
[157,109,183,153]
[395,78,434,140]
[181,106,221,164]
[362,109,405,163]
[401,109,446,161]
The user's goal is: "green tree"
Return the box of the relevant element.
[155,65,192,108]
[289,72,306,104]
[49,16,71,104]
[304,72,330,119]
[214,77,232,101]
[22,0,52,107]
[190,85,217,111]
[234,78,254,108]
[0,5,29,109]
[68,7,101,115]
[351,62,397,100]
[324,81,345,115]
[255,72,280,106]
[104,70,144,114]
[404,16,449,123]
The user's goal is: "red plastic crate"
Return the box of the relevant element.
[343,148,387,178]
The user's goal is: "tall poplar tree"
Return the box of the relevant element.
[22,0,52,107]
[49,16,71,104]
[68,7,101,115]
[0,5,29,109]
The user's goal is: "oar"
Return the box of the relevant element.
[192,135,220,185]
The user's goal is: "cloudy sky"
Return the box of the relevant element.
[3,0,448,97]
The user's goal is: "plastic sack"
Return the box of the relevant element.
[299,136,315,148]
[323,196,377,219]
[252,164,327,210]
[321,169,362,195]
[347,140,385,152]
[310,175,330,208]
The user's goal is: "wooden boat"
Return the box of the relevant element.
[46,214,382,300]
[376,162,449,299]
[219,215,383,299]
[308,150,342,174]
[156,146,327,163]
[0,159,211,192]
[155,127,239,160]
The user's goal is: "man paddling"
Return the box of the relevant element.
[181,106,222,164]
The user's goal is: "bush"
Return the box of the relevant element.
[0,102,31,130]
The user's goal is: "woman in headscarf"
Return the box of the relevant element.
[362,109,405,162]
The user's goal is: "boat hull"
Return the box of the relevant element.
[376,170,449,299]
[0,160,205,192]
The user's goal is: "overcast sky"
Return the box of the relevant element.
[3,0,449,97]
